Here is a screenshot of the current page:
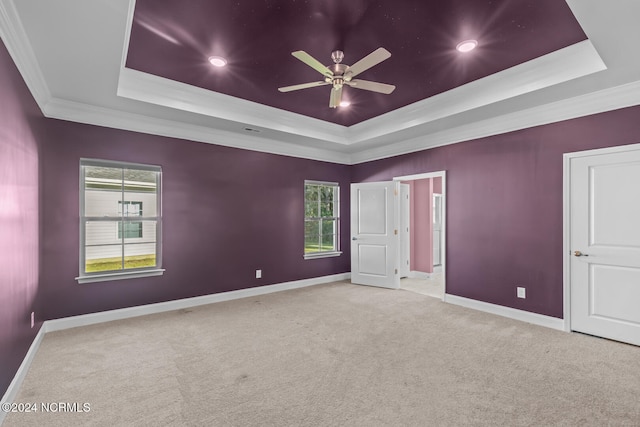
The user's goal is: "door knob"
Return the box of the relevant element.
[352,237,357,241]
[573,250,588,257]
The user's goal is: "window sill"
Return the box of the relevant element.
[76,269,165,284]
[304,251,342,260]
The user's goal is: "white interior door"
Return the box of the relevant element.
[569,146,640,346]
[351,181,400,289]
[399,183,410,278]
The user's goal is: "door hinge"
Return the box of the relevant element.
[394,229,398,235]
[395,268,398,274]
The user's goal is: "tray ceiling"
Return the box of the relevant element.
[2,0,640,164]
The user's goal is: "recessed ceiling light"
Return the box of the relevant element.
[339,101,351,107]
[208,56,227,67]
[456,40,478,53]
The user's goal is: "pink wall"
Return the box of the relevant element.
[433,176,442,194]
[409,179,434,274]
[0,37,44,397]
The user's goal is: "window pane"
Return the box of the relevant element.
[85,244,123,272]
[86,221,120,246]
[124,169,157,216]
[320,201,334,217]
[118,221,143,239]
[304,220,320,253]
[305,200,319,218]
[124,236,157,269]
[321,233,336,251]
[124,168,157,192]
[85,220,123,272]
[319,186,334,203]
[321,219,336,235]
[321,219,337,251]
[123,220,156,269]
[305,185,319,201]
[84,166,122,217]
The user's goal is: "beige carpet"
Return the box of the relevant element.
[401,273,444,299]
[4,281,640,426]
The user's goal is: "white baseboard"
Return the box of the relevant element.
[0,272,349,422]
[444,294,565,331]
[408,271,431,279]
[45,273,350,333]
[0,325,46,426]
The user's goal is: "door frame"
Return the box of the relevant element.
[393,171,447,300]
[562,142,640,333]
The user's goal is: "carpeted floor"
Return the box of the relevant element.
[4,281,640,426]
[400,273,444,299]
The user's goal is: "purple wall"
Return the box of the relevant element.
[0,40,45,397]
[39,120,351,320]
[353,105,640,318]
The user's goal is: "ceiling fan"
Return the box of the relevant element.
[278,48,396,108]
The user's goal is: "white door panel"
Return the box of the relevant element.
[351,181,399,289]
[356,187,388,234]
[591,265,640,324]
[570,148,640,346]
[359,245,388,276]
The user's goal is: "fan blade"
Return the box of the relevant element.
[291,51,334,77]
[345,48,391,79]
[278,81,330,92]
[345,79,396,94]
[329,86,342,108]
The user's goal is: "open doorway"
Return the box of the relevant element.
[393,171,446,300]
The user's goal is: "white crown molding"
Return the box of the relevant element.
[43,98,351,164]
[350,79,640,164]
[0,0,51,107]
[117,40,605,150]
[117,68,351,145]
[348,40,607,144]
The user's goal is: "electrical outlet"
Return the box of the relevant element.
[256,269,262,279]
[517,287,526,299]
[31,312,35,328]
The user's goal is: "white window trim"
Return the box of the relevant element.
[77,268,165,284]
[77,158,163,284]
[304,180,341,260]
[303,251,342,260]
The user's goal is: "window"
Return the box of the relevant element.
[77,159,163,283]
[304,180,341,259]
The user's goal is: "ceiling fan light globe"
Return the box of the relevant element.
[456,40,478,53]
[208,56,227,67]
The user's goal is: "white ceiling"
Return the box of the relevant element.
[2,0,640,164]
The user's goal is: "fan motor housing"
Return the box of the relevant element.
[328,63,349,77]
